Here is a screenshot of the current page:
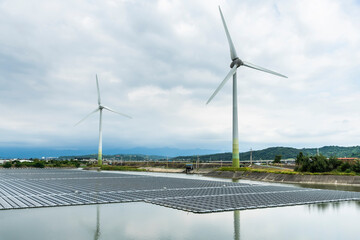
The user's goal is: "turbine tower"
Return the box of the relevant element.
[206,7,287,168]
[75,75,131,165]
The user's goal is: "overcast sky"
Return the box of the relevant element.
[1,0,360,155]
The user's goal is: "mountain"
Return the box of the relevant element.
[172,146,360,161]
[3,145,360,161]
[0,146,219,159]
[58,153,166,161]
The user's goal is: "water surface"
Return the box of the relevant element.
[0,171,359,240]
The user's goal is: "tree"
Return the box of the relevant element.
[310,155,328,172]
[3,162,12,168]
[34,161,45,168]
[351,161,360,173]
[15,161,22,168]
[273,155,282,164]
[339,162,351,172]
[295,152,304,165]
[328,156,341,170]
[295,152,311,172]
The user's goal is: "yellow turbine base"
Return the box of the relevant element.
[232,139,239,168]
[98,150,102,166]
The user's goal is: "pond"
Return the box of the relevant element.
[0,171,359,240]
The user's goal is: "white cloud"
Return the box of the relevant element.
[1,0,360,154]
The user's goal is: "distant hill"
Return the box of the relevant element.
[172,146,360,161]
[58,153,166,161]
[0,146,219,159]
[8,145,360,161]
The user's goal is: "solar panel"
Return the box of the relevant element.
[0,168,359,213]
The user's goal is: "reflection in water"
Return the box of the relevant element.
[307,203,331,212]
[94,173,101,240]
[94,205,101,240]
[3,172,360,240]
[306,201,347,212]
[295,183,360,192]
[331,202,341,210]
[233,210,240,240]
[232,178,240,240]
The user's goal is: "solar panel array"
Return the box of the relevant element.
[0,169,359,213]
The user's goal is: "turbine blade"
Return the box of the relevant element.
[96,74,101,106]
[206,65,237,104]
[243,61,288,78]
[102,106,132,119]
[219,6,238,61]
[74,108,99,126]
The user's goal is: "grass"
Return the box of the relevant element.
[217,166,360,176]
[217,167,250,172]
[100,165,146,172]
[218,167,296,175]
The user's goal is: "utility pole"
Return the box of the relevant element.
[250,148,253,166]
[197,155,199,170]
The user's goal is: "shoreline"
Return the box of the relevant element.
[204,170,360,187]
[108,166,360,187]
[9,165,360,187]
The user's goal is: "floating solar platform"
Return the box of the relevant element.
[0,169,360,213]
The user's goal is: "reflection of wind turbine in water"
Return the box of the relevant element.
[234,210,240,240]
[232,178,240,240]
[75,75,132,165]
[206,6,287,168]
[94,205,100,240]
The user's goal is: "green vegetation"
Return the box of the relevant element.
[218,167,249,172]
[218,153,360,176]
[295,152,360,174]
[3,162,12,168]
[100,165,146,171]
[58,153,165,161]
[33,160,45,168]
[0,159,85,169]
[174,146,360,162]
[273,155,282,164]
[218,166,296,175]
[56,145,360,164]
[43,159,85,168]
[217,166,360,176]
[14,161,22,168]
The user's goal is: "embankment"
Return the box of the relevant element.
[205,171,360,186]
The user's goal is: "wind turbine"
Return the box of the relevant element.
[206,7,287,168]
[75,75,131,166]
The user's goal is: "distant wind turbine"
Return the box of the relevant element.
[206,7,287,167]
[75,75,131,165]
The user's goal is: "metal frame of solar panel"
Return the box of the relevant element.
[1,169,360,213]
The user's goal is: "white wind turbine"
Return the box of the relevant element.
[75,75,131,165]
[207,7,287,167]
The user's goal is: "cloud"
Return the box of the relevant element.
[1,0,360,155]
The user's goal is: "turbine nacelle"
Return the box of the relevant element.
[230,58,243,68]
[74,75,132,127]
